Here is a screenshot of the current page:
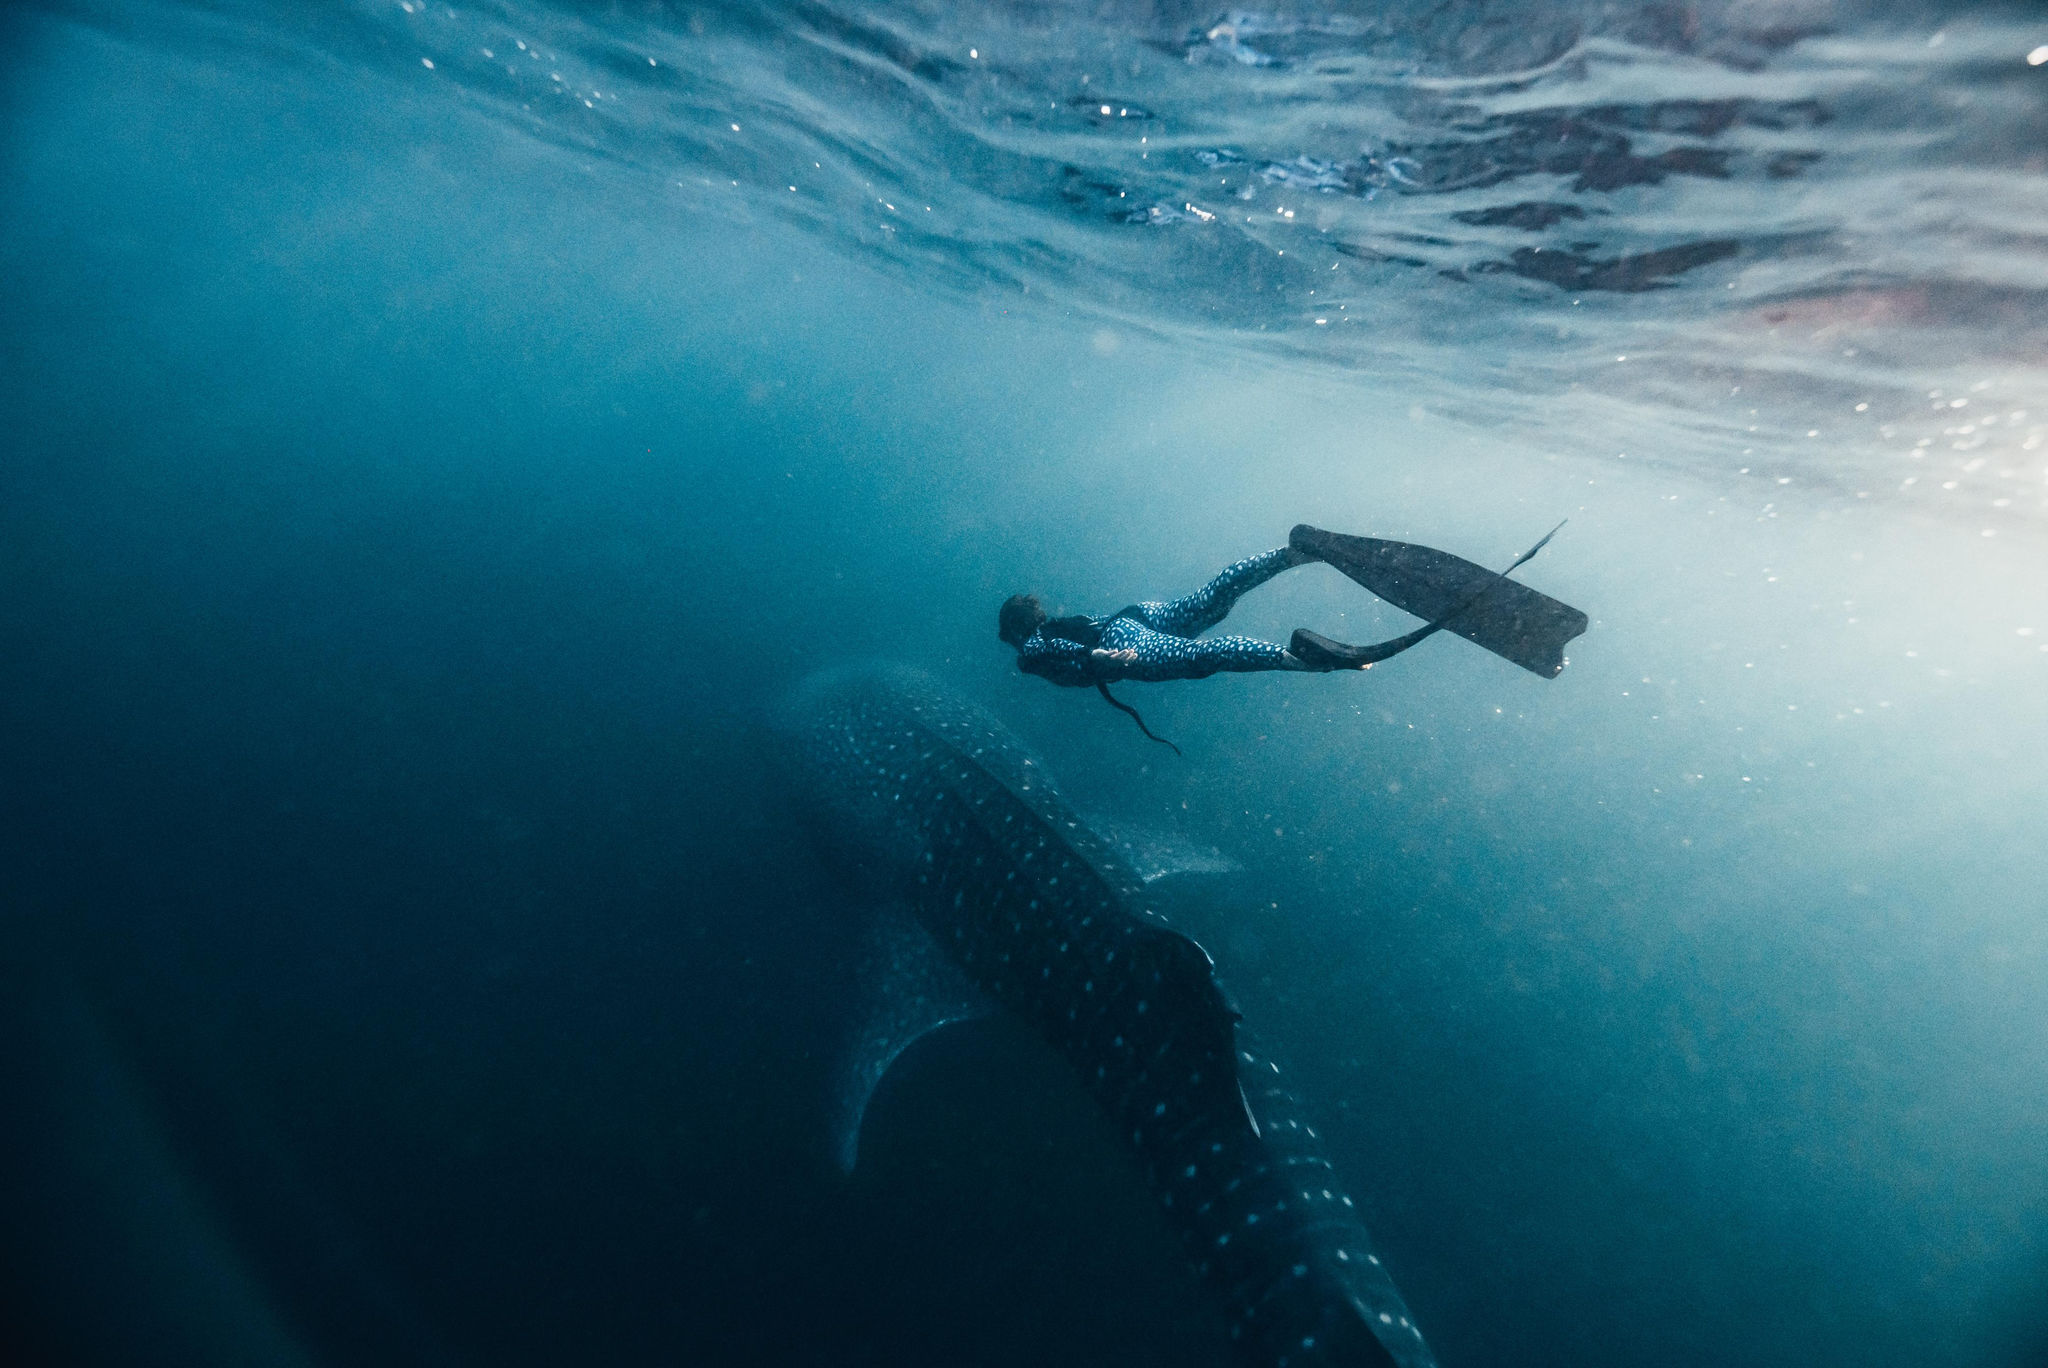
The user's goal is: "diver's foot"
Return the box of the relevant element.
[1288,524,1328,560]
[1289,628,1374,671]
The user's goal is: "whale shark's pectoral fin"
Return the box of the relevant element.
[830,903,993,1175]
[1078,812,1243,887]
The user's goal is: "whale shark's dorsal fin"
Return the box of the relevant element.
[830,903,992,1175]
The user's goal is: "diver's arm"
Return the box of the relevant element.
[1017,633,1099,685]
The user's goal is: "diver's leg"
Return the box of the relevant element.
[1123,632,1315,681]
[1135,546,1311,637]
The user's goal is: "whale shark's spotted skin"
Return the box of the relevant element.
[784,665,1436,1368]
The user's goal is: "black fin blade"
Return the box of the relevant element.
[1292,526,1588,678]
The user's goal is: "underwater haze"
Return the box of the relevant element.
[3,1,2046,1365]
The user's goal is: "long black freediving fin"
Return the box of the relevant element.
[1290,522,1588,678]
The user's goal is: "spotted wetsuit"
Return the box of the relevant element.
[1017,548,1300,686]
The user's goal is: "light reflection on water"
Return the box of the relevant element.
[134,0,2040,525]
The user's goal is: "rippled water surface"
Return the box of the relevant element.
[97,0,2048,511]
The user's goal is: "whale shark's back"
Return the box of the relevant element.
[778,662,1136,893]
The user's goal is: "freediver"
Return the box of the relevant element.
[997,522,1587,750]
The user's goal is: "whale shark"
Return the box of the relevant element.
[779,664,1436,1368]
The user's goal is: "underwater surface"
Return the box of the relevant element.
[2,0,2046,1364]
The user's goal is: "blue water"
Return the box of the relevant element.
[2,2,2045,1365]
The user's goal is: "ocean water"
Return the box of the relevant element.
[2,1,2045,1365]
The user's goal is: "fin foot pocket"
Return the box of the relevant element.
[1289,628,1368,671]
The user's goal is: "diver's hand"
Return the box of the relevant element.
[1090,648,1139,666]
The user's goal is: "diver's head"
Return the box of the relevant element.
[998,594,1047,648]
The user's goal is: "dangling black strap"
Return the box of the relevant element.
[1096,682,1181,756]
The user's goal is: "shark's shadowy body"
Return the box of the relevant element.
[780,664,1435,1368]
